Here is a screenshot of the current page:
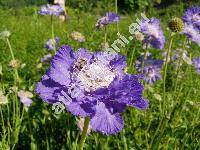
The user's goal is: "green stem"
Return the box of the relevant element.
[162,33,174,114]
[78,117,90,150]
[173,37,187,93]
[115,0,119,33]
[141,44,148,74]
[104,26,107,43]
[51,15,56,54]
[6,38,19,82]
[129,45,136,67]
[6,38,15,60]
[150,33,174,148]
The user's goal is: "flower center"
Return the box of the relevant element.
[147,68,156,78]
[77,61,116,92]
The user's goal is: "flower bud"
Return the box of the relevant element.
[168,17,184,32]
[9,59,21,69]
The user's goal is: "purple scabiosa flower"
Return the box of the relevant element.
[41,54,52,64]
[36,45,148,135]
[18,90,33,107]
[96,12,120,29]
[45,37,59,51]
[183,23,200,45]
[136,56,163,84]
[139,18,165,49]
[192,57,200,74]
[182,6,200,29]
[39,4,64,16]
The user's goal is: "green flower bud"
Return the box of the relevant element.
[168,17,184,32]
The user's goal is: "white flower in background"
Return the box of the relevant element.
[9,59,21,69]
[182,53,192,65]
[135,31,144,41]
[18,90,33,107]
[9,86,18,93]
[0,30,11,40]
[153,93,162,101]
[21,63,26,69]
[71,31,86,42]
[0,91,7,105]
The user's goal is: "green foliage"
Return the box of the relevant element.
[0,0,46,7]
[0,2,200,150]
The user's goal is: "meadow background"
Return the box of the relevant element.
[0,0,200,149]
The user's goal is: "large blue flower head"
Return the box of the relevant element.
[39,4,64,16]
[36,45,148,135]
[96,12,120,30]
[182,6,200,45]
[182,6,200,29]
[139,18,165,49]
[136,55,163,84]
[192,57,200,74]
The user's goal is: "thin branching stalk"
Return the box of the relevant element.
[141,43,148,74]
[162,33,174,114]
[115,0,119,33]
[150,33,174,148]
[104,26,107,43]
[6,38,19,82]
[129,45,136,67]
[173,36,187,93]
[51,15,56,54]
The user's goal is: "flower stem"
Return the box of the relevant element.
[78,117,90,150]
[115,0,119,33]
[173,36,187,93]
[51,15,56,54]
[6,38,15,60]
[141,44,148,74]
[163,33,174,114]
[104,26,107,43]
[150,33,174,148]
[6,38,19,82]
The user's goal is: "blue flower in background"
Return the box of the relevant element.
[136,55,163,84]
[182,6,200,29]
[45,37,59,51]
[36,45,148,135]
[182,6,200,45]
[192,57,200,74]
[183,23,200,45]
[96,12,120,29]
[139,18,165,49]
[18,90,33,107]
[41,54,52,64]
[39,4,64,16]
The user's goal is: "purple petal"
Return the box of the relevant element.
[90,102,124,135]
[67,101,94,117]
[35,75,64,103]
[48,45,75,86]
